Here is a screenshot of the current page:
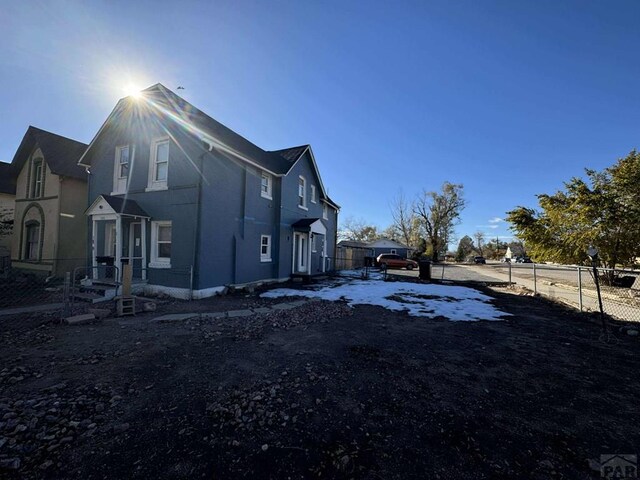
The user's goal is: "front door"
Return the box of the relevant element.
[128,223,143,279]
[293,232,308,273]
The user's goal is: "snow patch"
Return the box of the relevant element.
[262,274,510,321]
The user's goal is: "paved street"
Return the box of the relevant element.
[392,263,640,323]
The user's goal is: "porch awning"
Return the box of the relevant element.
[86,195,150,218]
[292,218,321,232]
[292,218,326,235]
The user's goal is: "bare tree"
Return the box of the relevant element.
[414,182,466,261]
[473,231,486,256]
[389,192,418,247]
[338,216,380,243]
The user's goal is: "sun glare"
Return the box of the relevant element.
[123,84,142,98]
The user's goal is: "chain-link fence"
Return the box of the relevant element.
[0,259,195,317]
[423,261,640,322]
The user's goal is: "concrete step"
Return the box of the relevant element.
[72,292,113,304]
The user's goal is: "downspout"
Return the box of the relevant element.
[85,167,92,272]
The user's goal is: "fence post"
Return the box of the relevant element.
[508,261,512,284]
[441,263,445,280]
[577,266,583,312]
[62,271,71,319]
[189,265,194,301]
[533,262,537,295]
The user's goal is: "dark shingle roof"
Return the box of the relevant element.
[11,127,88,180]
[101,195,149,217]
[292,218,321,230]
[338,240,370,249]
[0,162,16,195]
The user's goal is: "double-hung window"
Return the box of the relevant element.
[260,235,272,262]
[31,160,43,198]
[323,203,329,220]
[150,221,172,268]
[310,185,317,203]
[113,145,131,194]
[261,172,272,199]
[24,223,40,260]
[298,176,307,209]
[147,138,169,191]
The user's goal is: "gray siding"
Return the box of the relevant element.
[86,114,201,288]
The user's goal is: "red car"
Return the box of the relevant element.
[377,254,418,270]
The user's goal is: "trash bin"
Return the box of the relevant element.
[418,259,431,281]
[95,256,115,278]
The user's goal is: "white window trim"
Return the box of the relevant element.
[310,185,317,203]
[32,160,43,198]
[260,171,272,200]
[260,235,272,262]
[298,176,307,210]
[149,220,172,268]
[146,137,170,192]
[322,203,328,220]
[111,145,132,195]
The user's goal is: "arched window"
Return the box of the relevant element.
[24,221,40,261]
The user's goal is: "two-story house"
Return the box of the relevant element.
[79,84,339,298]
[9,126,88,277]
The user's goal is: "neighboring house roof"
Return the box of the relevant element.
[337,240,371,249]
[367,238,412,249]
[11,126,88,180]
[77,84,339,209]
[0,162,16,195]
[507,245,525,257]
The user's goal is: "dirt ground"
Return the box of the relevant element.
[0,279,638,479]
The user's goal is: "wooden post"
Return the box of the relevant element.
[122,263,133,296]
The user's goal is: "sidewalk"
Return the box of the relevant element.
[0,303,64,317]
[457,265,640,322]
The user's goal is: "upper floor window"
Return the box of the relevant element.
[31,159,44,198]
[310,185,317,203]
[261,172,272,199]
[113,145,131,194]
[323,203,328,220]
[298,176,307,210]
[147,138,169,191]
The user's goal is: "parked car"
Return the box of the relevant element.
[473,256,486,264]
[377,254,418,270]
[516,256,532,263]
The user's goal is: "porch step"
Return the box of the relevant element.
[72,292,112,304]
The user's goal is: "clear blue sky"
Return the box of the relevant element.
[1,0,639,245]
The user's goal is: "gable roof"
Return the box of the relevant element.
[77,84,339,208]
[10,126,88,181]
[338,240,371,249]
[367,238,412,249]
[86,194,150,218]
[0,162,16,195]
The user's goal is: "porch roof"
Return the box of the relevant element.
[86,195,150,218]
[292,218,321,231]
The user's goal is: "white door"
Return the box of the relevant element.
[294,233,308,273]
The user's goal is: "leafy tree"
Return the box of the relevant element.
[414,182,466,262]
[455,235,474,262]
[506,150,640,269]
